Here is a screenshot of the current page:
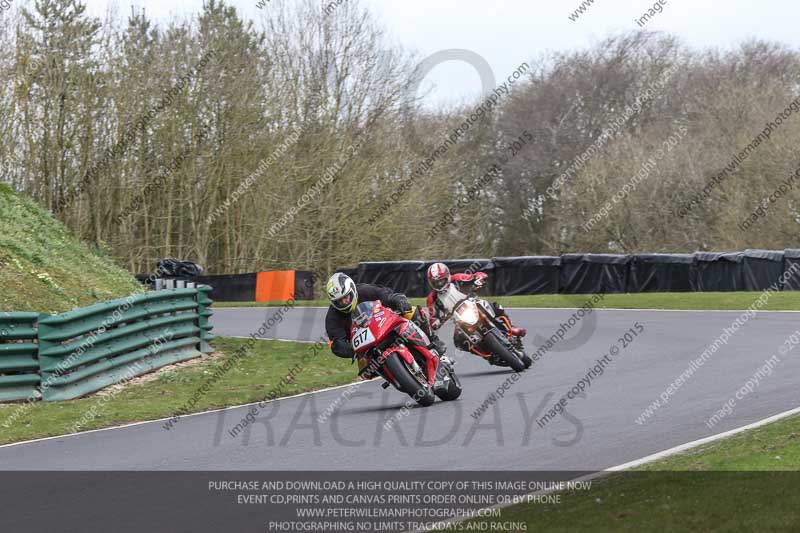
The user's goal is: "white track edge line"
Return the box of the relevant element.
[0,363,367,450]
[606,404,800,471]
[3,334,800,478]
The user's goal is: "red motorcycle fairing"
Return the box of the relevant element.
[380,344,438,386]
[393,319,439,386]
[378,345,412,385]
[351,301,439,386]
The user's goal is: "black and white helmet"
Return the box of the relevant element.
[326,273,358,313]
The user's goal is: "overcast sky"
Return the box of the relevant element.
[78,0,800,106]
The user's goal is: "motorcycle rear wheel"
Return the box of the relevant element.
[436,365,462,401]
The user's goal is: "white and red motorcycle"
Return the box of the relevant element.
[434,283,532,373]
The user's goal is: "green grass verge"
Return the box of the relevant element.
[216,291,800,311]
[466,470,800,532]
[0,183,142,313]
[489,291,800,311]
[0,337,354,445]
[641,414,800,471]
[461,414,800,532]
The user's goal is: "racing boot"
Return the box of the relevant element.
[432,358,453,393]
[498,314,526,338]
[430,335,448,357]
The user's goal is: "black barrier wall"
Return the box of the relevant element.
[140,248,800,300]
[693,252,744,292]
[560,254,631,294]
[491,256,559,296]
[293,270,316,300]
[355,261,429,297]
[784,249,800,290]
[629,254,694,292]
[742,250,785,291]
[188,273,257,301]
[348,248,799,296]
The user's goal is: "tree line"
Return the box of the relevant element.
[1,0,799,277]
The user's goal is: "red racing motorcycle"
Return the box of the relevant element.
[350,301,462,406]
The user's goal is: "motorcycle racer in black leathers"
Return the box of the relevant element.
[324,273,447,377]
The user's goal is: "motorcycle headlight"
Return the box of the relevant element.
[454,301,479,326]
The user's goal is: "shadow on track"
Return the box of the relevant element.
[458,369,518,378]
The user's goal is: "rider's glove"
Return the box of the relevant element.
[397,300,413,314]
[430,317,442,330]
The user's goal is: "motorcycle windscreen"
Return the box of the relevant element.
[352,301,375,328]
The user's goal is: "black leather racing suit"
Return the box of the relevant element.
[326,284,411,359]
[325,284,443,360]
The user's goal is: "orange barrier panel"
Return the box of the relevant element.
[255,271,296,302]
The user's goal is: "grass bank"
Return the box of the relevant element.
[0,183,142,313]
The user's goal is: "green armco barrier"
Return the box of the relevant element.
[0,312,41,401]
[36,287,214,401]
[197,284,215,352]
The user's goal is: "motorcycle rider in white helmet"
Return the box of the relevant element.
[324,273,448,378]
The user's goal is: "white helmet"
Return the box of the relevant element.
[326,273,358,313]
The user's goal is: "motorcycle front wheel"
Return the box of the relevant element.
[484,329,527,373]
[383,352,436,406]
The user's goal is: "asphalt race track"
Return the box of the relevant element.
[2,306,799,471]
